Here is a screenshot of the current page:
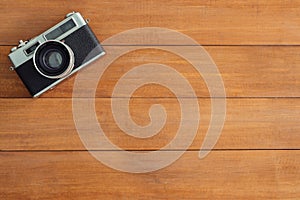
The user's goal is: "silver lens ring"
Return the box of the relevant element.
[33,40,75,79]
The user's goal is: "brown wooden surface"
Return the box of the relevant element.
[0,98,299,151]
[2,0,300,45]
[1,151,299,199]
[1,46,300,98]
[0,0,299,199]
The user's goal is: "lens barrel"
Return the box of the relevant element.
[33,40,74,79]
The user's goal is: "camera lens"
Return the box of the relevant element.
[33,41,74,79]
[44,51,63,69]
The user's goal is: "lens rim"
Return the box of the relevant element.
[33,40,74,79]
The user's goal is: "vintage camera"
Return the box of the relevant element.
[8,12,105,97]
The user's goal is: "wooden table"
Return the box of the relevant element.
[0,0,299,199]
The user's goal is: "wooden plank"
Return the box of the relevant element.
[0,150,299,199]
[1,46,300,98]
[1,0,300,45]
[0,98,299,150]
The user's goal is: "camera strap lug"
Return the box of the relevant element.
[18,40,28,48]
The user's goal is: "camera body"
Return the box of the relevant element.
[8,12,105,97]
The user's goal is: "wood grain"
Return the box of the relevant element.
[2,0,300,45]
[0,151,299,199]
[1,0,299,198]
[1,46,300,98]
[0,98,299,151]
